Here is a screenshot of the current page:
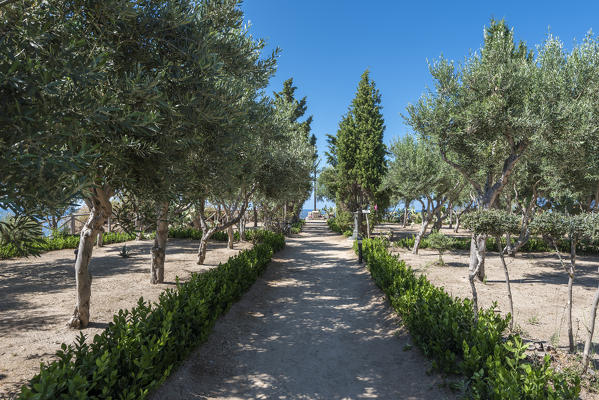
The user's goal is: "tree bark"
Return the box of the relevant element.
[583,270,599,373]
[68,185,113,329]
[239,214,246,241]
[497,235,514,330]
[227,225,234,249]
[96,228,103,247]
[197,228,215,265]
[253,204,258,227]
[469,242,484,325]
[150,202,169,284]
[470,233,487,281]
[413,219,429,255]
[550,238,576,352]
[403,201,409,227]
[568,239,577,353]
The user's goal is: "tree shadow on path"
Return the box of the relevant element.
[152,221,455,400]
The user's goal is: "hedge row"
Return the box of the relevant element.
[167,227,239,241]
[357,237,580,399]
[1,226,255,260]
[0,231,137,259]
[327,217,352,237]
[290,219,306,234]
[18,230,285,399]
[394,233,599,255]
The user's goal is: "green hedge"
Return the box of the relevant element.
[327,217,344,234]
[168,227,260,242]
[357,238,580,399]
[290,219,305,234]
[394,234,599,255]
[18,230,285,399]
[0,232,137,259]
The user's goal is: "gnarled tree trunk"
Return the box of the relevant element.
[69,185,113,329]
[150,202,169,284]
[583,270,599,373]
[470,233,487,281]
[239,214,246,241]
[227,225,234,249]
[497,235,514,329]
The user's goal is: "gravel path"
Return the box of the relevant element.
[152,221,455,400]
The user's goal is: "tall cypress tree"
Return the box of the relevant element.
[336,70,387,232]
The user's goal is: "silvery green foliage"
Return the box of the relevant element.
[530,212,597,243]
[462,209,520,237]
[385,133,457,205]
[406,20,541,208]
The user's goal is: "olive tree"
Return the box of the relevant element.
[530,213,596,352]
[463,209,519,328]
[385,134,460,253]
[407,20,551,281]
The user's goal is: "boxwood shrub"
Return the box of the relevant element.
[357,237,580,399]
[18,230,285,399]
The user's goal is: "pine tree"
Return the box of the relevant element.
[336,70,387,233]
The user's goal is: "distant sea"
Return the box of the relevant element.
[300,209,311,219]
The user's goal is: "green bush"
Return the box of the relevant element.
[393,233,599,255]
[0,231,136,259]
[427,232,453,265]
[291,219,305,233]
[167,227,252,242]
[18,230,285,400]
[327,217,344,234]
[357,237,580,399]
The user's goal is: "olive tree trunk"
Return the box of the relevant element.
[227,225,234,249]
[197,226,216,265]
[150,202,169,284]
[583,270,599,373]
[497,235,514,329]
[413,197,444,254]
[469,235,485,325]
[239,214,246,241]
[403,201,410,227]
[551,238,576,353]
[470,234,487,281]
[68,185,113,329]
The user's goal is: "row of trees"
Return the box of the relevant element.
[318,19,599,367]
[399,20,599,369]
[1,0,315,328]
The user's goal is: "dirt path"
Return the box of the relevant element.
[152,221,454,400]
[0,238,251,398]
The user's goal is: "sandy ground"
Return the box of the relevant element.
[0,238,251,398]
[152,221,455,400]
[378,223,599,398]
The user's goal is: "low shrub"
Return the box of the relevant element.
[168,227,252,242]
[290,219,305,234]
[392,233,599,255]
[357,237,580,399]
[327,217,344,234]
[18,230,285,400]
[0,231,136,259]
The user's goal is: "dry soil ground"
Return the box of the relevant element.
[152,221,454,400]
[0,238,251,398]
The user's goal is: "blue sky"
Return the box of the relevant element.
[241,0,599,210]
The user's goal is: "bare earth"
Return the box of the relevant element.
[151,221,455,400]
[0,238,251,398]
[380,223,599,399]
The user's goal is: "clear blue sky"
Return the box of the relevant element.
[241,0,599,210]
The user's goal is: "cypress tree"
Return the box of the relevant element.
[336,70,387,233]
